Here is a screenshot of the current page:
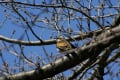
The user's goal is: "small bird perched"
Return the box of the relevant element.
[56,36,76,52]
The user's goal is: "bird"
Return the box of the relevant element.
[56,36,76,52]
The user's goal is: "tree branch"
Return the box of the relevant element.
[0,26,110,46]
[0,1,103,28]
[0,25,120,80]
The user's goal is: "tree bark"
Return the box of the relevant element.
[0,25,120,80]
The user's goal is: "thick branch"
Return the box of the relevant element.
[0,25,120,80]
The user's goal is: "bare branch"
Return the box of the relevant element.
[0,27,110,46]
